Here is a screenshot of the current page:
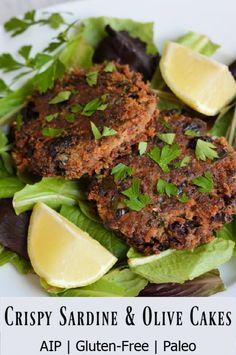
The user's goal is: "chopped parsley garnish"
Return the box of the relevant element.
[90,122,102,140]
[86,71,98,87]
[4,11,65,37]
[192,172,214,193]
[159,119,171,129]
[49,90,71,104]
[104,62,117,73]
[157,179,178,197]
[65,113,76,123]
[195,139,218,161]
[157,133,175,145]
[178,193,189,203]
[174,156,190,168]
[138,142,147,156]
[16,113,23,131]
[90,122,117,140]
[122,178,151,212]
[148,144,181,173]
[184,130,200,137]
[45,112,59,122]
[82,96,107,117]
[71,103,83,113]
[102,126,117,137]
[157,178,188,203]
[111,163,133,181]
[42,127,64,137]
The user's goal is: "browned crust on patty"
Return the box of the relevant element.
[12,63,157,179]
[89,114,236,255]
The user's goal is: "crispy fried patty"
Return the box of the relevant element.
[12,64,157,178]
[89,114,236,255]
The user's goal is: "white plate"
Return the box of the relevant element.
[0,0,235,297]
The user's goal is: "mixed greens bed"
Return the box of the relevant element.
[0,11,235,297]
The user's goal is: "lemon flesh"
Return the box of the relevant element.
[160,41,236,116]
[28,202,117,288]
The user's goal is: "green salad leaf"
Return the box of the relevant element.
[139,270,225,297]
[79,17,157,54]
[41,267,148,297]
[176,31,220,56]
[210,105,236,149]
[0,177,25,198]
[60,205,128,259]
[128,238,235,284]
[0,80,33,125]
[0,245,31,274]
[13,178,81,215]
[216,217,236,256]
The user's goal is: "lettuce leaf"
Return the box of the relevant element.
[60,205,128,259]
[0,244,31,274]
[139,270,225,297]
[215,217,236,256]
[176,32,220,56]
[79,17,157,55]
[13,178,82,215]
[0,80,33,125]
[41,267,148,297]
[128,238,234,284]
[210,104,236,149]
[0,177,25,198]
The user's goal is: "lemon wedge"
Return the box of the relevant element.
[28,202,117,288]
[160,41,236,116]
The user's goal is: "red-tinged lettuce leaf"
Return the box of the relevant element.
[93,25,159,80]
[139,270,225,297]
[0,198,30,259]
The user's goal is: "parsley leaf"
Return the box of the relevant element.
[0,53,23,72]
[16,113,23,131]
[157,179,178,197]
[104,62,117,73]
[42,127,64,137]
[90,122,117,140]
[174,156,191,168]
[45,113,59,122]
[82,96,108,117]
[111,163,133,181]
[34,58,65,94]
[0,79,12,96]
[49,90,71,104]
[148,144,181,172]
[4,11,66,37]
[33,53,53,69]
[102,126,117,137]
[138,142,147,156]
[192,172,214,193]
[18,45,32,60]
[157,133,175,145]
[178,193,189,203]
[122,178,151,212]
[71,103,83,113]
[65,113,76,123]
[86,71,98,87]
[47,13,65,29]
[184,130,200,137]
[90,122,102,140]
[195,139,219,161]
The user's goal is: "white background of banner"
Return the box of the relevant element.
[1,298,236,355]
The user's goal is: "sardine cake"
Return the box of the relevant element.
[12,63,157,179]
[89,114,236,255]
